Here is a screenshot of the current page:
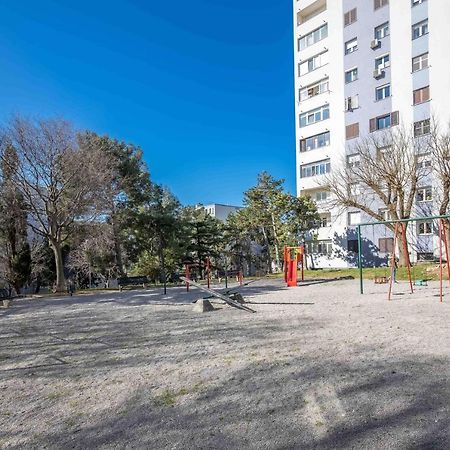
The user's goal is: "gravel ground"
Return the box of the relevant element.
[0,278,449,449]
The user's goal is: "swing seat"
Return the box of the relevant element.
[374,276,388,284]
[414,279,428,286]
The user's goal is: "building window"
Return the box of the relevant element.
[417,153,432,169]
[299,79,329,102]
[418,221,433,235]
[299,51,329,76]
[370,111,399,132]
[374,0,389,10]
[379,208,392,221]
[300,159,331,178]
[345,38,358,55]
[417,186,433,202]
[377,145,391,159]
[347,154,361,168]
[345,67,358,83]
[319,214,331,228]
[375,54,390,70]
[298,24,328,51]
[417,252,433,261]
[412,0,426,5]
[344,8,357,27]
[412,53,428,72]
[347,240,359,253]
[379,238,394,253]
[375,22,390,39]
[375,84,391,101]
[346,122,360,140]
[306,240,332,255]
[299,105,330,127]
[345,95,359,111]
[315,191,329,202]
[300,131,330,152]
[413,86,430,105]
[348,211,361,226]
[412,20,428,39]
[414,119,431,137]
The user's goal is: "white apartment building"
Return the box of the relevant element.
[293,0,450,268]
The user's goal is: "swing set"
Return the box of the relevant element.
[356,214,450,302]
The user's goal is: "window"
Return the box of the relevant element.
[348,211,361,226]
[417,153,432,169]
[418,221,433,235]
[300,131,330,152]
[347,154,360,168]
[298,24,328,51]
[412,0,426,5]
[412,53,428,72]
[346,122,360,140]
[370,111,399,132]
[344,8,357,27]
[345,38,358,55]
[319,214,331,228]
[374,0,389,10]
[315,191,329,202]
[379,208,392,221]
[376,84,391,101]
[299,105,330,127]
[377,145,391,158]
[299,79,329,102]
[375,22,390,39]
[300,159,331,178]
[414,119,430,137]
[345,67,358,83]
[299,51,329,76]
[417,252,433,261]
[375,54,390,70]
[412,20,428,40]
[306,240,332,255]
[345,95,359,111]
[379,238,394,253]
[417,186,432,202]
[413,86,430,105]
[347,240,359,253]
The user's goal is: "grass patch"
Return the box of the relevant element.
[269,264,447,282]
[154,386,195,407]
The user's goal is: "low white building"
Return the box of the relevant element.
[199,203,242,222]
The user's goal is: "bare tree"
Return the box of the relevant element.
[0,117,113,292]
[326,126,430,265]
[427,120,450,250]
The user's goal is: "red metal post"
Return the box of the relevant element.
[439,219,444,303]
[441,219,450,286]
[301,248,305,282]
[239,271,243,286]
[401,223,414,294]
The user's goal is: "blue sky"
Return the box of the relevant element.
[0,0,295,206]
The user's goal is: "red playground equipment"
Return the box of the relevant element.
[284,246,305,287]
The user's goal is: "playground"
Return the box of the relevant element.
[1,277,449,449]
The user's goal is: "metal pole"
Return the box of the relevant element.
[388,223,399,301]
[357,225,363,294]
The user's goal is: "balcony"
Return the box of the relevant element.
[297,0,327,26]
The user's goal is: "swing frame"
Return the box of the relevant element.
[356,214,450,301]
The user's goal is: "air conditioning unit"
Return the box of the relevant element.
[373,68,385,78]
[370,39,380,49]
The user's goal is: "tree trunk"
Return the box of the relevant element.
[50,240,66,292]
[270,212,281,272]
[395,225,411,267]
[110,205,124,275]
[261,226,272,273]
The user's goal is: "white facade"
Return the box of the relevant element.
[200,203,242,222]
[293,0,450,267]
